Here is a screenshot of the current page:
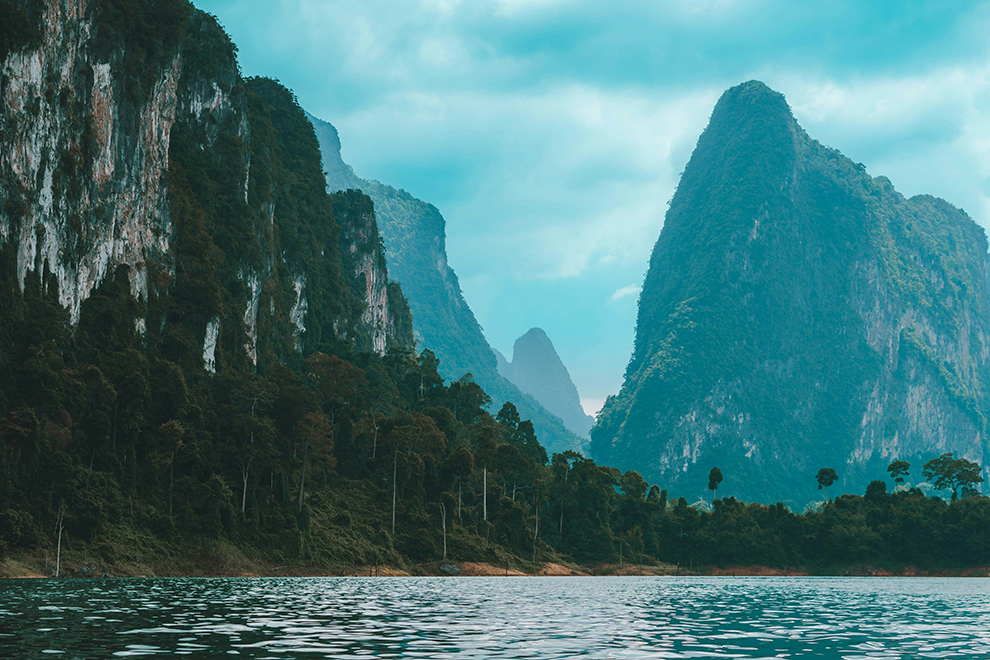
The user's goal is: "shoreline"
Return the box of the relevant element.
[3,558,988,579]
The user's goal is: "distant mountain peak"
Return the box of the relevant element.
[307,113,585,454]
[501,327,594,438]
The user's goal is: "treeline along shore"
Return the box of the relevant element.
[1,260,988,579]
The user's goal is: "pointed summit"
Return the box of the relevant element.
[704,81,796,144]
[591,82,990,506]
[714,80,791,118]
[501,328,595,438]
[674,81,798,216]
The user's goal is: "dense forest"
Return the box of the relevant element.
[1,2,989,578]
[1,253,988,575]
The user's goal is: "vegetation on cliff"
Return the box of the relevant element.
[592,81,990,506]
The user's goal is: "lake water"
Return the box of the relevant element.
[1,576,988,658]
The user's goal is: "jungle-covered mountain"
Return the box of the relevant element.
[307,113,585,455]
[495,328,594,437]
[0,0,604,574]
[3,3,990,577]
[591,81,990,507]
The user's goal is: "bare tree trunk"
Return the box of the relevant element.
[297,444,308,513]
[439,503,447,562]
[240,460,250,513]
[55,504,64,578]
[532,500,539,570]
[392,448,398,534]
[372,419,379,460]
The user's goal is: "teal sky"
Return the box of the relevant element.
[197,0,990,417]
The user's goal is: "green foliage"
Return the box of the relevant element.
[708,467,723,493]
[887,460,910,485]
[91,0,192,103]
[817,468,838,492]
[922,452,984,502]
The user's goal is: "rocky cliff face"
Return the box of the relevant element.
[332,189,414,355]
[0,0,406,371]
[308,112,585,454]
[0,0,182,324]
[591,81,990,505]
[499,328,595,437]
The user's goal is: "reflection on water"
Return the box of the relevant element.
[2,576,989,658]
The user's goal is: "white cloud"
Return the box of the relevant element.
[611,285,641,301]
[580,397,604,418]
[492,0,567,17]
[770,64,990,229]
[336,82,718,283]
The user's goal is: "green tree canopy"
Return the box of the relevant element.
[922,452,984,502]
[887,460,910,485]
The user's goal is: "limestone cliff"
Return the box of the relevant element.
[591,81,990,505]
[332,189,414,354]
[0,0,184,324]
[0,0,407,373]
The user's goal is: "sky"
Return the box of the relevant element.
[197,0,990,418]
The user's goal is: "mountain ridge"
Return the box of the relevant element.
[307,112,586,454]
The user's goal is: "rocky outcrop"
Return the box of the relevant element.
[333,189,414,354]
[0,0,180,324]
[0,1,407,371]
[591,81,990,505]
[499,328,595,437]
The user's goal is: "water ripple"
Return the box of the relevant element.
[2,576,989,658]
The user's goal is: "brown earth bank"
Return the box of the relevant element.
[3,556,988,579]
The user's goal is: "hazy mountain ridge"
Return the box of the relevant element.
[308,113,585,454]
[591,81,990,505]
[497,328,595,437]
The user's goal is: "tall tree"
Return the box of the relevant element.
[922,453,984,502]
[708,467,723,501]
[295,411,333,513]
[887,460,910,486]
[816,468,838,502]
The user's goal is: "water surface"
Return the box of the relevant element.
[2,576,988,658]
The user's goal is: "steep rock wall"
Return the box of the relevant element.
[591,81,990,505]
[0,2,406,372]
[332,189,413,355]
[0,0,180,323]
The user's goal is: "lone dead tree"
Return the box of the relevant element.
[54,503,65,578]
[439,502,447,562]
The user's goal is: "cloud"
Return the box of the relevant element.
[581,397,604,418]
[767,64,990,226]
[611,285,641,301]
